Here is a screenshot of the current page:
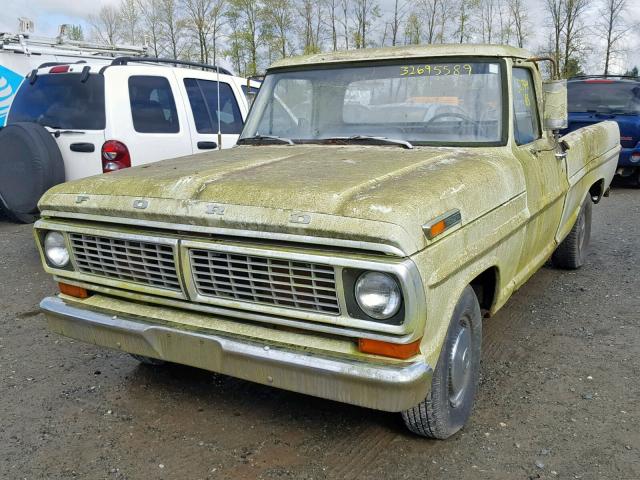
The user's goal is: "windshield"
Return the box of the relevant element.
[568,80,640,114]
[7,73,106,130]
[241,60,504,146]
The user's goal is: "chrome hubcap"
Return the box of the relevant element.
[449,319,472,408]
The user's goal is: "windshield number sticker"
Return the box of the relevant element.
[517,79,531,107]
[400,64,473,77]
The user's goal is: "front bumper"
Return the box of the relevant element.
[40,296,432,412]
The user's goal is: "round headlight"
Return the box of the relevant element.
[44,231,69,267]
[355,272,402,320]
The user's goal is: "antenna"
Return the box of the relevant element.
[216,65,222,150]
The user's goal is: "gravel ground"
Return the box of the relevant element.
[0,187,638,480]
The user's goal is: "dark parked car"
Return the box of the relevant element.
[566,76,640,185]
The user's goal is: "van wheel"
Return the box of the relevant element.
[552,196,592,270]
[401,286,482,439]
[130,354,166,366]
[0,123,65,223]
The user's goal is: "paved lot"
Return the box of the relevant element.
[1,187,638,480]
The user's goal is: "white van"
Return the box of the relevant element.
[0,57,260,222]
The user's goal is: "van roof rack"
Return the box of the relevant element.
[0,32,147,57]
[111,56,233,75]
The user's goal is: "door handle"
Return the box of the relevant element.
[70,142,95,153]
[197,141,218,150]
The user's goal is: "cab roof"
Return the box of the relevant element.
[269,44,533,71]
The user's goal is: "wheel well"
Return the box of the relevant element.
[589,179,605,204]
[470,267,498,316]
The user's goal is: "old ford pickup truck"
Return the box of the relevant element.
[34,45,620,439]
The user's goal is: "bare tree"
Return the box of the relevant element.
[562,0,590,76]
[479,0,496,43]
[454,0,476,43]
[299,0,323,54]
[159,0,186,59]
[546,0,566,73]
[353,0,380,48]
[89,5,121,45]
[323,0,341,50]
[339,0,351,49]
[228,0,261,74]
[404,11,422,44]
[418,0,440,44]
[263,0,294,58]
[120,0,140,45]
[139,0,163,56]
[65,25,85,41]
[595,0,630,74]
[507,0,527,47]
[183,0,214,63]
[208,0,227,65]
[437,0,449,42]
[389,0,408,46]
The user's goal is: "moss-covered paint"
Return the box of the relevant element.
[269,44,532,71]
[35,47,621,409]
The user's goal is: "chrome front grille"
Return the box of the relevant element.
[189,249,341,314]
[69,233,181,291]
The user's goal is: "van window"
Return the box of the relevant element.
[8,73,105,130]
[128,76,179,133]
[241,84,260,96]
[512,68,541,145]
[184,78,243,134]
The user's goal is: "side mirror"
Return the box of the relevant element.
[246,91,257,108]
[542,80,568,131]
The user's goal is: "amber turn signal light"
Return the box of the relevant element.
[358,338,421,359]
[429,220,447,238]
[58,282,90,299]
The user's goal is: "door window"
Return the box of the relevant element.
[184,78,243,134]
[512,68,541,145]
[128,76,179,133]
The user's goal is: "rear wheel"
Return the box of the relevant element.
[401,286,482,439]
[552,196,592,269]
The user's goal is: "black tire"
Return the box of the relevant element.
[130,354,166,366]
[402,286,482,439]
[0,122,65,223]
[551,196,592,270]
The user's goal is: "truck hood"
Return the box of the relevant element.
[39,145,523,256]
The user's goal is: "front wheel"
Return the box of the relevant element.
[552,196,592,270]
[401,286,482,439]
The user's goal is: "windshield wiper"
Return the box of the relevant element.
[237,135,295,145]
[322,135,413,149]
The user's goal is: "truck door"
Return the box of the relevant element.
[176,71,246,152]
[511,65,568,275]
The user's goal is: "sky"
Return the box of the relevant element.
[2,0,639,74]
